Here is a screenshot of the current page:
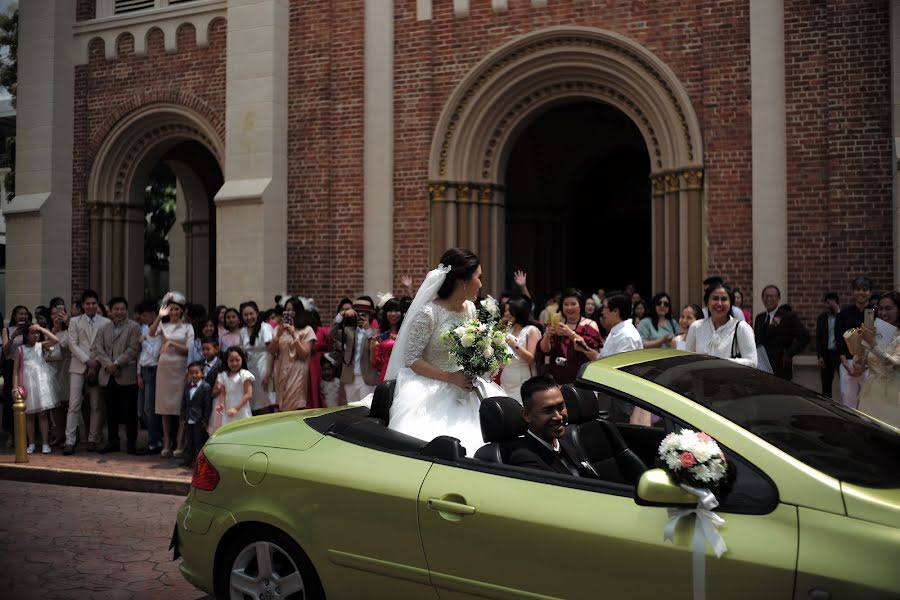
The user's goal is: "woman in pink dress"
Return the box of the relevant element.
[266,298,316,411]
[306,309,332,409]
[370,298,404,382]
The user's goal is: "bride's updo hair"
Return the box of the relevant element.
[436,248,480,299]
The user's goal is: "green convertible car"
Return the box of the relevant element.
[173,350,900,599]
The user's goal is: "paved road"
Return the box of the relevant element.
[0,480,210,600]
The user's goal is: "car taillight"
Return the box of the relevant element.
[191,449,220,491]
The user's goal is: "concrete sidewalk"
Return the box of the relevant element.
[0,441,192,496]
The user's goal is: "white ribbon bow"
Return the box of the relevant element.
[663,484,728,600]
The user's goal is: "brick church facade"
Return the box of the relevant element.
[8,0,898,331]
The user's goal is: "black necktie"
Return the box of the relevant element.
[558,449,580,477]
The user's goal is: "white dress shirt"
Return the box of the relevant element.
[685,317,757,368]
[601,320,644,357]
[138,323,161,367]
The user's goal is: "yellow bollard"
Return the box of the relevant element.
[12,389,27,463]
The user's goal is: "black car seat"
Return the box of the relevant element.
[560,385,647,485]
[368,379,397,425]
[474,396,527,463]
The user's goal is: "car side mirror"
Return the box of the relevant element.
[634,468,698,506]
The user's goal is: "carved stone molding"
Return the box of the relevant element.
[73,0,225,64]
[432,27,703,183]
[428,181,505,206]
[648,168,705,197]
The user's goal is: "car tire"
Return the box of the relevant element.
[216,525,325,600]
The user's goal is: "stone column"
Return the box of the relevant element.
[650,174,666,296]
[891,1,900,288]
[429,182,447,264]
[4,0,74,309]
[750,0,788,304]
[213,0,289,307]
[364,0,394,294]
[168,179,188,297]
[682,168,705,305]
[664,172,681,305]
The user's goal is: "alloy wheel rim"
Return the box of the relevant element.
[229,540,306,600]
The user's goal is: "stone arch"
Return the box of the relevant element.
[87,103,224,304]
[428,26,705,302]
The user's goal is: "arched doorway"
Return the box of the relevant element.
[504,101,651,299]
[429,27,705,307]
[88,105,223,306]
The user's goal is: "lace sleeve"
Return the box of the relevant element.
[868,336,900,371]
[405,304,436,367]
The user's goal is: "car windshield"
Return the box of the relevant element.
[620,354,900,488]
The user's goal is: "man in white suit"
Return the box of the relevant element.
[63,290,111,455]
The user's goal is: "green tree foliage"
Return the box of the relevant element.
[144,163,177,270]
[0,9,16,105]
[0,8,16,203]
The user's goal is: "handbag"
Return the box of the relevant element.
[729,324,741,359]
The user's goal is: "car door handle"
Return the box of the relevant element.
[427,498,476,516]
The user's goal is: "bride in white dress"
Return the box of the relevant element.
[385,248,486,455]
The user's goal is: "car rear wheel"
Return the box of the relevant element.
[218,527,324,600]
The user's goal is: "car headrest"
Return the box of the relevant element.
[421,435,464,461]
[479,396,527,443]
[369,379,397,424]
[561,384,600,425]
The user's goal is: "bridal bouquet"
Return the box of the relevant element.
[441,296,513,378]
[657,428,732,494]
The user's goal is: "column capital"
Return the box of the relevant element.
[681,168,704,191]
[428,181,448,202]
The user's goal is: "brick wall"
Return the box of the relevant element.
[287,1,366,315]
[785,0,892,333]
[71,20,227,299]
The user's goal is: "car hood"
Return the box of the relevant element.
[208,409,331,450]
[842,483,900,529]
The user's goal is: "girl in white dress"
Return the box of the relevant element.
[386,248,487,455]
[214,347,255,427]
[500,298,540,404]
[239,301,276,415]
[13,324,61,454]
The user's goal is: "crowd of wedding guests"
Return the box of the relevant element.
[1,270,897,462]
[0,289,414,468]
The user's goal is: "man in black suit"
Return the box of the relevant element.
[508,375,588,477]
[815,292,841,398]
[753,285,810,380]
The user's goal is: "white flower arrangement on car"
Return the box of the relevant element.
[441,296,513,380]
[657,428,732,493]
[657,429,733,600]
